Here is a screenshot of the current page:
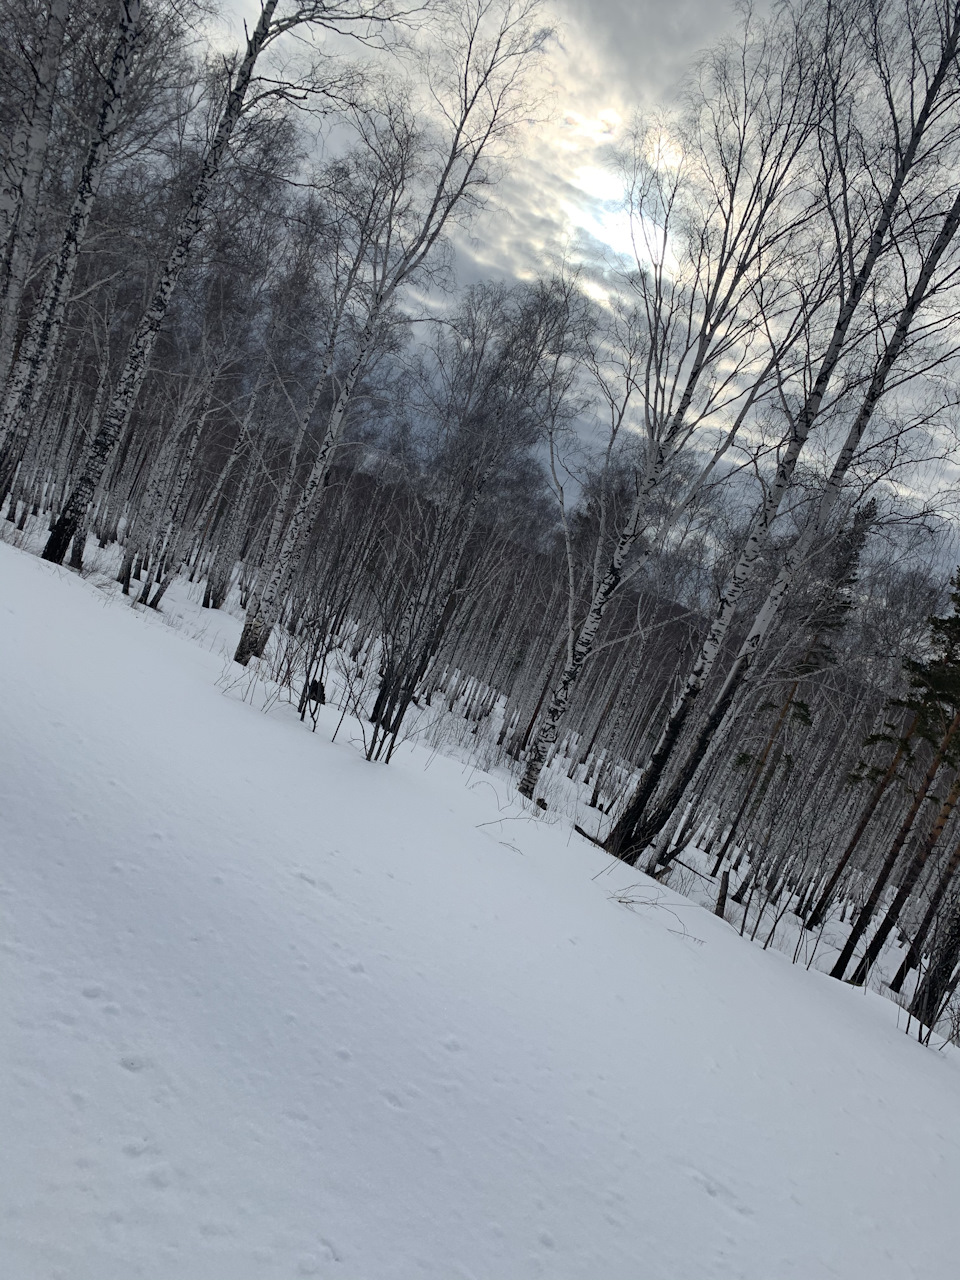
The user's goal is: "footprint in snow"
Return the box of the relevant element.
[119,1054,151,1073]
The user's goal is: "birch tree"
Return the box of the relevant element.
[832,578,960,981]
[604,0,960,863]
[0,0,70,387]
[518,2,825,798]
[364,275,584,759]
[233,0,550,665]
[0,0,145,460]
[612,173,960,865]
[40,0,405,567]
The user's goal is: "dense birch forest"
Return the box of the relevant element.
[8,0,960,1037]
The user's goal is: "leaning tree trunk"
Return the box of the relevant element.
[518,448,670,798]
[0,0,142,458]
[830,715,960,980]
[520,260,788,804]
[910,901,960,1030]
[804,717,917,930]
[234,319,376,665]
[889,829,960,994]
[42,0,280,565]
[849,769,960,986]
[602,22,960,864]
[655,181,960,856]
[0,0,69,386]
[708,677,806,877]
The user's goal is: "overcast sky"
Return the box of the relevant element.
[221,0,742,284]
[453,0,739,285]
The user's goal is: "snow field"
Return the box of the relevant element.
[2,540,960,1279]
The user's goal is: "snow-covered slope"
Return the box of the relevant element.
[2,540,960,1280]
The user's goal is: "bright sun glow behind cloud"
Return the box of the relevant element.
[568,163,635,261]
[213,1,698,283]
[533,115,636,269]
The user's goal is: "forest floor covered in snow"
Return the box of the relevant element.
[3,538,960,1279]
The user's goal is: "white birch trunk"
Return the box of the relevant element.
[0,0,70,387]
[0,0,142,457]
[708,187,960,704]
[42,0,280,564]
[517,450,665,795]
[234,317,378,663]
[518,303,784,800]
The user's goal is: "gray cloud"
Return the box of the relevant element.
[456,0,745,286]
[221,0,746,288]
[554,0,737,107]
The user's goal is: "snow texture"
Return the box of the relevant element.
[2,540,960,1279]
